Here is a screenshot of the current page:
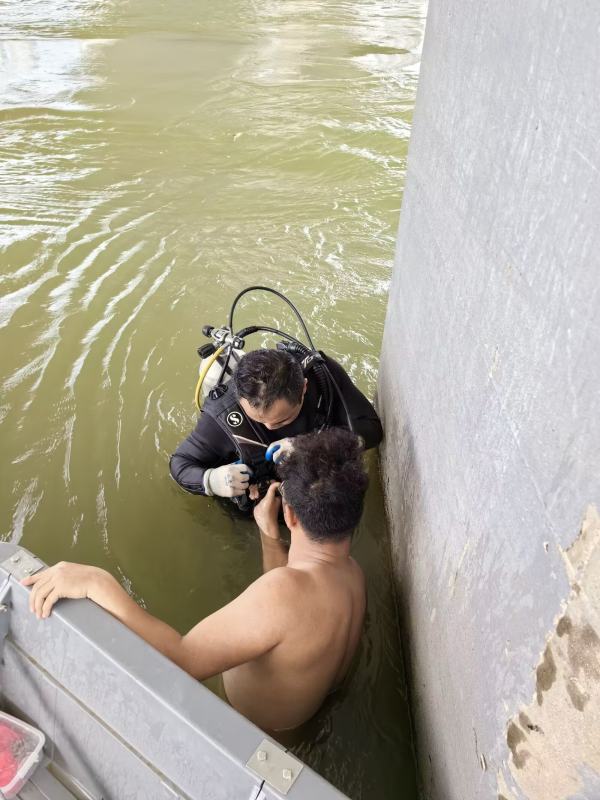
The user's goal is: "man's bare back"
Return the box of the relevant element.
[225,546,366,731]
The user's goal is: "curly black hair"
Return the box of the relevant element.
[233,349,305,410]
[278,428,368,541]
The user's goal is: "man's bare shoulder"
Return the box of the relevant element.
[250,565,305,596]
[233,567,303,630]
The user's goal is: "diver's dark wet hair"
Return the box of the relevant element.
[278,428,368,542]
[234,349,304,410]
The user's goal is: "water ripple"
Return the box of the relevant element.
[0,3,427,797]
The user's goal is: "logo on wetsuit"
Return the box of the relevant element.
[226,411,243,428]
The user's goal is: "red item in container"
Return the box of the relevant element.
[0,722,22,786]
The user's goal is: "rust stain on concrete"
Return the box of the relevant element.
[497,505,600,799]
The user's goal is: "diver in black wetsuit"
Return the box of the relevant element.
[169,347,382,507]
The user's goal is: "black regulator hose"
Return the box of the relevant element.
[216,285,317,395]
[229,286,316,351]
[322,361,354,432]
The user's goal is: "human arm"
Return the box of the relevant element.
[22,562,285,681]
[169,413,240,495]
[254,482,288,571]
[322,354,383,449]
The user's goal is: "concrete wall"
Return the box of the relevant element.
[378,3,600,799]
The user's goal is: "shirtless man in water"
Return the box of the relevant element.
[22,428,368,731]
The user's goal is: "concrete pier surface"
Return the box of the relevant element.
[378,2,600,799]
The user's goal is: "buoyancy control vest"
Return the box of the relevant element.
[203,383,271,471]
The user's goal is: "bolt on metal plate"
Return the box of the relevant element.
[1,550,45,582]
[246,738,303,795]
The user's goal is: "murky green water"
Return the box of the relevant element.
[0,2,426,797]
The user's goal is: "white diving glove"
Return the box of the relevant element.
[203,462,251,497]
[265,437,294,465]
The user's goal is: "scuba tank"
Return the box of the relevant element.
[196,341,244,404]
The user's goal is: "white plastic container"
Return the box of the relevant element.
[0,711,45,799]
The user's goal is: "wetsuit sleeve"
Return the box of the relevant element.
[322,354,383,450]
[169,413,237,495]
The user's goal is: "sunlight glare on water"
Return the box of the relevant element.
[0,2,427,797]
